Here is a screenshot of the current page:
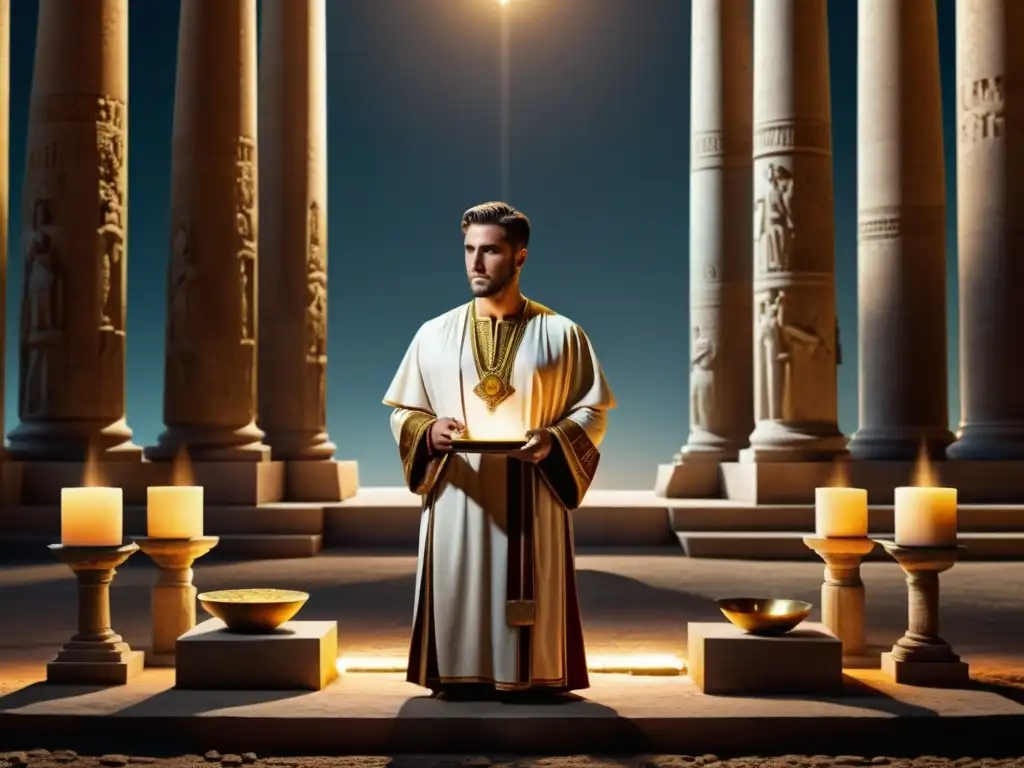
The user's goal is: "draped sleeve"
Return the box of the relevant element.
[383,326,449,496]
[537,323,616,510]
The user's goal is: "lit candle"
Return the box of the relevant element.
[894,486,957,547]
[147,486,204,539]
[814,487,869,538]
[61,487,123,547]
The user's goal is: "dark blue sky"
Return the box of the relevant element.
[3,0,960,488]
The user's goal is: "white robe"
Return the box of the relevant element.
[383,300,615,692]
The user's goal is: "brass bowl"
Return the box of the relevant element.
[716,597,812,636]
[198,588,309,634]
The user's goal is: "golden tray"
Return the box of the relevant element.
[198,588,309,634]
[450,439,525,453]
[716,597,812,636]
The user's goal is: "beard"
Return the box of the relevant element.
[468,263,516,298]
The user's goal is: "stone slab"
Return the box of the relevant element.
[654,461,720,498]
[1,669,1022,756]
[720,460,1024,505]
[881,652,971,687]
[687,621,842,695]
[45,650,144,686]
[286,459,359,502]
[175,618,337,690]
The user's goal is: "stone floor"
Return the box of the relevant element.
[2,550,1024,756]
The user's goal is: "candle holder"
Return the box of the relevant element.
[47,543,145,685]
[134,536,220,666]
[802,536,875,661]
[873,540,970,687]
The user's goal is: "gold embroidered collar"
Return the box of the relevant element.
[469,299,532,412]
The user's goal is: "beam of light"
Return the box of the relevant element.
[499,5,510,200]
[336,654,687,676]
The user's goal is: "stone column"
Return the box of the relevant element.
[947,0,1024,460]
[678,0,753,463]
[742,0,845,462]
[848,0,954,461]
[8,0,140,461]
[257,0,335,460]
[146,0,269,462]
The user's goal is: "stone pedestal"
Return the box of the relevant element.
[258,0,338,463]
[848,0,954,461]
[147,0,268,463]
[743,0,845,463]
[46,543,144,685]
[286,459,358,502]
[8,0,140,461]
[803,536,875,658]
[135,536,219,667]
[678,0,753,464]
[875,540,970,687]
[947,0,1024,460]
[176,618,338,690]
[687,621,841,695]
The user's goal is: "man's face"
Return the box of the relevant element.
[464,223,523,298]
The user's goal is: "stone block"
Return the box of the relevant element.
[188,461,285,505]
[687,621,842,695]
[881,652,970,687]
[46,650,144,685]
[654,462,720,498]
[176,618,338,690]
[286,460,359,502]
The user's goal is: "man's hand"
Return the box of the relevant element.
[510,429,553,464]
[428,417,465,454]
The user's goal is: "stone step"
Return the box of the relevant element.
[0,533,322,560]
[677,530,1024,560]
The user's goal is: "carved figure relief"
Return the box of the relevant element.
[960,76,1004,145]
[755,290,830,422]
[168,222,196,350]
[234,138,257,348]
[306,201,327,360]
[96,97,127,331]
[21,197,63,418]
[690,325,716,429]
[754,163,795,273]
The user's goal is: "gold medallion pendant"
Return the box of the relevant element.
[474,373,514,412]
[470,300,531,413]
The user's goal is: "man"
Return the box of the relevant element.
[383,202,615,701]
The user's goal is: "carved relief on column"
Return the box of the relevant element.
[742,0,845,463]
[679,0,753,464]
[305,201,327,421]
[235,136,257,415]
[848,0,953,461]
[947,0,1024,460]
[8,0,139,460]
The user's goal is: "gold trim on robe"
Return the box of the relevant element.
[538,417,601,511]
[395,409,449,496]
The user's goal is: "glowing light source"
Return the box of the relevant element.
[336,653,686,676]
[497,0,509,5]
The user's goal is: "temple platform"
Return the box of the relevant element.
[1,668,1023,756]
[4,487,1024,560]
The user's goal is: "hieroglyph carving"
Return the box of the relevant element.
[167,222,196,351]
[234,138,257,344]
[690,325,716,428]
[960,76,1004,145]
[96,97,126,332]
[21,197,63,418]
[754,163,794,273]
[755,289,830,421]
[306,201,327,360]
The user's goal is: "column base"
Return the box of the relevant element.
[47,641,145,685]
[653,461,719,498]
[880,652,970,687]
[145,423,270,462]
[263,428,337,461]
[286,459,359,502]
[848,426,954,461]
[947,422,1024,460]
[6,417,142,462]
[678,428,748,463]
[741,420,847,462]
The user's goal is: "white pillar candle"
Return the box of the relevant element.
[60,487,123,547]
[814,487,869,538]
[147,486,204,539]
[894,486,957,547]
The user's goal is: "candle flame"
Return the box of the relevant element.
[172,445,195,487]
[825,459,850,488]
[81,440,104,487]
[910,440,939,487]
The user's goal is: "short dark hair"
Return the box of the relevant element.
[461,201,530,252]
